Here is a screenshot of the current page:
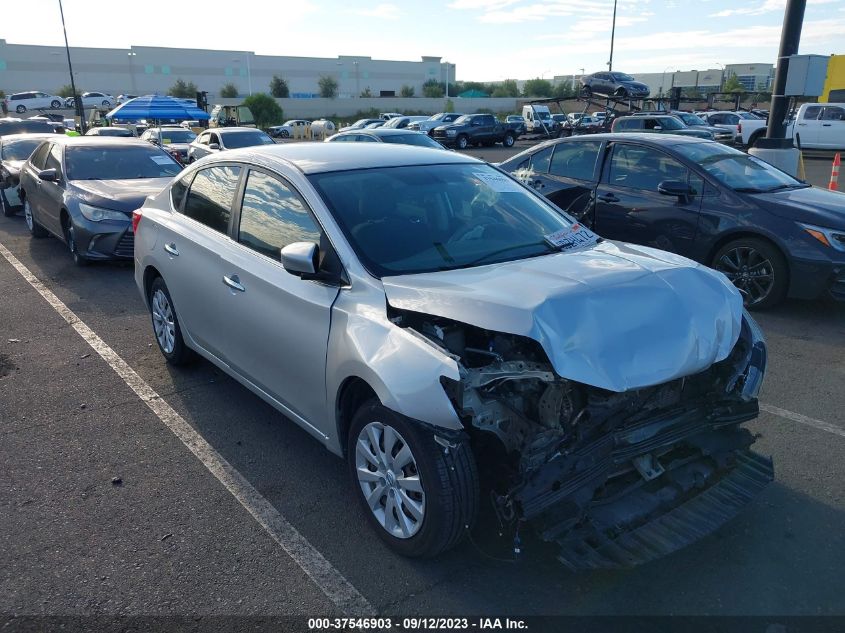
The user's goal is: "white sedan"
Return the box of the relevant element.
[64,92,116,109]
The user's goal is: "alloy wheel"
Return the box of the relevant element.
[715,246,775,306]
[355,421,425,539]
[151,289,176,354]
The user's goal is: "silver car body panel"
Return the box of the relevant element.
[382,240,744,393]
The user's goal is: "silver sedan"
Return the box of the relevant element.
[134,143,770,566]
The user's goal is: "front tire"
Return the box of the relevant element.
[280,129,290,138]
[712,237,788,310]
[16,105,26,114]
[149,276,194,365]
[51,100,61,109]
[456,135,469,150]
[24,199,48,237]
[348,401,478,558]
[502,133,515,147]
[64,220,88,266]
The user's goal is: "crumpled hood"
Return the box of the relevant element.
[71,178,172,213]
[382,241,743,392]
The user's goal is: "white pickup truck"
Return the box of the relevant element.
[738,102,845,149]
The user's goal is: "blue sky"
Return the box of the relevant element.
[4,0,844,80]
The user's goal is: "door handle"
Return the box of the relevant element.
[822,123,832,127]
[597,193,619,203]
[222,274,245,292]
[163,242,179,256]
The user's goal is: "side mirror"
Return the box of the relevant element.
[37,168,57,182]
[208,143,220,150]
[281,242,319,277]
[658,180,693,199]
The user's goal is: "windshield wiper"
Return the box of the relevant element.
[733,187,766,193]
[464,241,557,267]
[763,183,810,192]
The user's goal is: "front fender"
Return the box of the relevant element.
[326,283,463,454]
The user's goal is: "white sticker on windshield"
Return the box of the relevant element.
[151,155,174,165]
[473,171,524,193]
[544,223,600,251]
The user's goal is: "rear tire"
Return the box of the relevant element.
[749,131,764,149]
[348,400,478,558]
[149,276,194,365]
[712,237,788,310]
[24,199,48,237]
[16,105,26,114]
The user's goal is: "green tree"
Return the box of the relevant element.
[422,79,444,98]
[168,79,198,98]
[360,86,373,98]
[552,80,577,99]
[269,75,289,98]
[491,79,519,98]
[723,74,744,93]
[220,83,239,98]
[242,93,284,129]
[57,84,78,98]
[522,78,553,98]
[444,99,455,113]
[318,75,339,98]
[400,84,415,98]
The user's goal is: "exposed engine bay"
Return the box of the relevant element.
[390,305,772,570]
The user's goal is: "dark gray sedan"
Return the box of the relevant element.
[19,136,182,265]
[325,127,445,148]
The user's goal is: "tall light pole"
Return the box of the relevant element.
[444,62,451,99]
[58,0,86,133]
[128,51,137,95]
[607,0,618,72]
[353,60,360,97]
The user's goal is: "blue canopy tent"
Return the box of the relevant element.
[105,94,210,122]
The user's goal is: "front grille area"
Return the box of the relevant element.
[113,231,134,258]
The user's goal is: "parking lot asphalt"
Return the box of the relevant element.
[1,140,845,621]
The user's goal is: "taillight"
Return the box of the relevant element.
[132,209,142,233]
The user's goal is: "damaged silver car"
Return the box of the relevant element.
[135,143,771,569]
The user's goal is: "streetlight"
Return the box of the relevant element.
[444,61,451,99]
[353,60,360,98]
[128,51,137,95]
[58,0,85,133]
[660,66,673,97]
[608,0,618,72]
[232,54,253,96]
[715,62,725,91]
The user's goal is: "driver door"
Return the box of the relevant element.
[594,142,703,256]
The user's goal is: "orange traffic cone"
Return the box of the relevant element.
[830,153,841,191]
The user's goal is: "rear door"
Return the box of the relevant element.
[818,106,845,149]
[214,167,340,429]
[155,164,242,358]
[593,141,703,256]
[540,140,602,224]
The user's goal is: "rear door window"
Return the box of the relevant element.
[549,141,601,181]
[821,107,844,121]
[181,165,241,233]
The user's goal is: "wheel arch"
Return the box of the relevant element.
[142,264,163,308]
[335,376,380,457]
[706,230,791,286]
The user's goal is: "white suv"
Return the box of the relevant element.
[5,92,64,113]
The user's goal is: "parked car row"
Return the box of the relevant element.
[2,91,117,114]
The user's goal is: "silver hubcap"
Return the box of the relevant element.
[151,289,176,354]
[24,201,33,230]
[355,421,425,539]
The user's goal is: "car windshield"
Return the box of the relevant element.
[66,145,182,180]
[309,163,578,277]
[221,130,274,148]
[674,142,805,192]
[454,115,471,124]
[0,121,54,136]
[429,113,446,120]
[93,128,134,137]
[380,133,443,148]
[613,73,635,81]
[1,138,46,161]
[658,117,685,130]
[154,129,197,143]
[352,119,370,127]
[677,112,706,126]
[538,112,551,120]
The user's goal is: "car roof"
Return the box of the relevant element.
[0,132,57,144]
[527,133,711,151]
[209,142,479,174]
[216,127,264,134]
[342,128,427,137]
[41,136,153,147]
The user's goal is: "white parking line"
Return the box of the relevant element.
[761,403,845,440]
[0,241,374,616]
